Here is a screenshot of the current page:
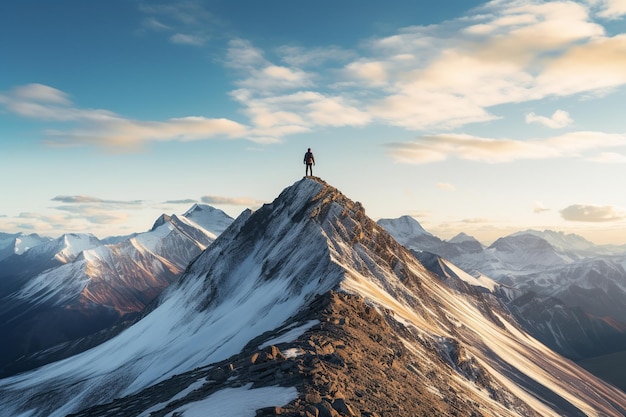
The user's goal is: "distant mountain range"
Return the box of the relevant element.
[0,204,233,377]
[378,215,626,362]
[0,178,623,417]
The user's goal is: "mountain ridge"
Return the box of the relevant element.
[1,177,624,416]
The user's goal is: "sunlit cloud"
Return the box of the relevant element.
[460,218,493,224]
[0,84,254,149]
[201,195,264,207]
[587,151,626,163]
[386,131,626,164]
[226,0,626,139]
[525,110,573,129]
[344,60,388,86]
[436,182,457,192]
[0,210,128,236]
[560,204,626,222]
[533,201,550,213]
[48,196,141,226]
[5,1,626,152]
[53,206,131,225]
[589,0,626,19]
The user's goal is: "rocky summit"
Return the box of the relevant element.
[1,178,625,417]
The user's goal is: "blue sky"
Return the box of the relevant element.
[2,0,626,244]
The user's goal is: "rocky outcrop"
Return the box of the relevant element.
[68,291,537,417]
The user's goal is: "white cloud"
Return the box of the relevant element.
[277,45,355,67]
[170,33,206,46]
[560,204,626,222]
[588,0,626,19]
[11,83,71,105]
[525,110,573,128]
[344,60,388,86]
[201,195,264,207]
[386,131,626,164]
[8,1,626,151]
[0,84,254,149]
[222,0,626,138]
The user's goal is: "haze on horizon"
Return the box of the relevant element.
[1,0,626,245]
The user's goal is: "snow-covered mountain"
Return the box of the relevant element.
[0,232,51,261]
[379,218,626,363]
[0,204,233,377]
[1,178,624,417]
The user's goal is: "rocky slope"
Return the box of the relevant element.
[0,178,624,417]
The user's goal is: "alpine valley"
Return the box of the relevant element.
[0,178,624,416]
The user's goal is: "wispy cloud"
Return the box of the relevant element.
[436,182,457,192]
[587,151,626,163]
[533,201,550,213]
[589,0,626,19]
[201,195,264,207]
[386,131,626,164]
[138,0,217,47]
[5,1,626,152]
[50,195,143,225]
[223,1,626,141]
[53,206,131,225]
[560,204,626,222]
[0,84,251,149]
[525,110,573,129]
[170,33,207,46]
[163,199,198,205]
[52,195,143,205]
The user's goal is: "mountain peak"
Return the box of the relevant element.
[448,232,478,244]
[150,214,171,232]
[182,203,234,236]
[2,178,625,417]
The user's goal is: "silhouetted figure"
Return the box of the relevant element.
[304,148,315,176]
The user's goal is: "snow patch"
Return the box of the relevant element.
[163,384,297,417]
[138,378,208,417]
[259,320,320,349]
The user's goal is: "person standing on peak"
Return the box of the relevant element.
[303,148,315,177]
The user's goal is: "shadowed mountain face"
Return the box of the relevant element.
[1,178,625,417]
[0,205,233,377]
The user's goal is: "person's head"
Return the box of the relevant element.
[308,148,311,152]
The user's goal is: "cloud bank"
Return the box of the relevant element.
[2,1,626,154]
[560,204,626,222]
[386,132,626,164]
[201,195,264,207]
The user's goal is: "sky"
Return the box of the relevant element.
[1,0,626,245]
